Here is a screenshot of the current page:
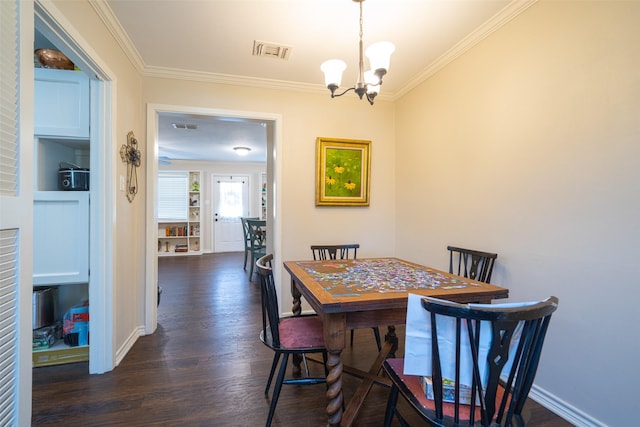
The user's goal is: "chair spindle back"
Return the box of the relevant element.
[311,244,359,260]
[447,246,497,283]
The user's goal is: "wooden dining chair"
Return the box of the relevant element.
[256,254,328,427]
[382,296,559,427]
[310,244,382,351]
[246,219,266,280]
[447,246,498,283]
[311,243,359,261]
[240,217,259,270]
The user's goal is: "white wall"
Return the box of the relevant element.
[395,2,640,425]
[159,159,266,252]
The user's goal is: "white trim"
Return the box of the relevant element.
[143,65,331,95]
[529,384,606,427]
[16,1,35,423]
[115,327,144,367]
[88,0,145,73]
[145,104,282,333]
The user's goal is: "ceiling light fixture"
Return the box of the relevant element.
[233,146,251,156]
[320,0,395,105]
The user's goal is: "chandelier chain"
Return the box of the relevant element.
[359,0,363,42]
[357,0,365,87]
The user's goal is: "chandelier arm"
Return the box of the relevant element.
[331,86,357,98]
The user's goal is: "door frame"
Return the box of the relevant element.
[34,1,116,374]
[145,104,282,334]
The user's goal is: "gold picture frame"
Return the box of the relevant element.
[316,137,371,206]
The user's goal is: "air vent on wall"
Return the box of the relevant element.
[171,123,197,130]
[252,40,292,60]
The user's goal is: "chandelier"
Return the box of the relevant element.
[320,0,395,105]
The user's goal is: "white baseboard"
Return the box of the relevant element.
[529,384,605,427]
[114,326,144,366]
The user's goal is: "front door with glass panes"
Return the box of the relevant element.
[212,175,248,252]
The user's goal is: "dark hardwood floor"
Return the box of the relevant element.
[32,252,573,426]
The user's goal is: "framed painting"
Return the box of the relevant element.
[315,137,371,206]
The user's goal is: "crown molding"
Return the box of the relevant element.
[141,66,395,102]
[391,0,537,100]
[143,65,324,92]
[89,0,145,73]
[88,0,533,103]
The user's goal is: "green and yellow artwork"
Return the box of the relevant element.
[316,137,371,206]
[324,147,362,197]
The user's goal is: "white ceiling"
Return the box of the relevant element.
[157,113,269,163]
[98,0,523,162]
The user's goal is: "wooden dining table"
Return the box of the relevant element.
[283,257,509,427]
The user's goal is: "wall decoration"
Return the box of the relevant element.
[120,131,141,202]
[315,137,371,206]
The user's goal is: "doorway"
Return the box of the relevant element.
[145,105,281,334]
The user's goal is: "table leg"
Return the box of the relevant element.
[324,313,346,427]
[385,325,398,358]
[326,350,344,426]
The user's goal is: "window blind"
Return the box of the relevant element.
[157,171,188,221]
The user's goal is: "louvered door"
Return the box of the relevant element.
[0,0,33,424]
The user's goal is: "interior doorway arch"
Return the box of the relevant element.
[145,104,282,333]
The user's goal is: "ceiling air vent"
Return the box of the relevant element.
[171,123,197,130]
[252,40,292,60]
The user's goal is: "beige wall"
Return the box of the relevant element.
[395,2,640,425]
[50,0,145,363]
[40,0,640,424]
[143,78,396,309]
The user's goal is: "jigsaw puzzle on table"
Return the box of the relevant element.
[301,258,480,296]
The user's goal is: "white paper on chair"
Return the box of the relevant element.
[403,294,531,387]
[403,293,492,386]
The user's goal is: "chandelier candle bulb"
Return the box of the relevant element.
[321,60,347,93]
[365,41,395,76]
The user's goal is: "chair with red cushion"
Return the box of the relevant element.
[382,296,559,427]
[256,254,328,427]
[310,244,382,351]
